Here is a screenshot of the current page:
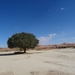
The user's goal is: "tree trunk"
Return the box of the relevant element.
[24,47,26,53]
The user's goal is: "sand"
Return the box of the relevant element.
[0,48,75,75]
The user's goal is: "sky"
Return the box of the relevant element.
[0,0,75,47]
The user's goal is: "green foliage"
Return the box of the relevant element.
[7,32,39,51]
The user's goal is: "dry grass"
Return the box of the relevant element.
[30,70,71,75]
[0,71,14,75]
[0,42,75,52]
[0,48,19,52]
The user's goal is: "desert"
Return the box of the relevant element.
[0,48,75,75]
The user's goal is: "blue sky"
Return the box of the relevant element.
[0,0,75,47]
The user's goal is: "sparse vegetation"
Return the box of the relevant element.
[1,42,75,52]
[35,43,75,50]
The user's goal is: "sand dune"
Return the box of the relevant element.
[0,48,75,75]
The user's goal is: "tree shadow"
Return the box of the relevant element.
[0,52,25,56]
[0,51,42,56]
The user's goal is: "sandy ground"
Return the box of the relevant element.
[0,48,75,75]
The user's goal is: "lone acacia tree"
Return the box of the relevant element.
[7,32,39,53]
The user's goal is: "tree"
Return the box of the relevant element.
[7,32,39,53]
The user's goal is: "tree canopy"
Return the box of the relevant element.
[7,32,39,53]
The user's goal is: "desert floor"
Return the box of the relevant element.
[0,48,75,75]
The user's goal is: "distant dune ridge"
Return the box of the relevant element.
[35,43,75,50]
[0,42,75,52]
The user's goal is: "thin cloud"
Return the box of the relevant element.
[59,37,75,43]
[15,26,18,29]
[48,10,50,12]
[58,32,65,37]
[61,8,64,10]
[38,33,56,45]
[71,37,75,39]
[57,26,60,28]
